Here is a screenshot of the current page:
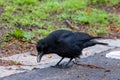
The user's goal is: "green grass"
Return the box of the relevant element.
[8,28,35,41]
[0,0,120,45]
[71,9,109,25]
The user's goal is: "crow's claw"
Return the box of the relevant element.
[51,62,73,69]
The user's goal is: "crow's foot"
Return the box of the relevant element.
[51,62,73,69]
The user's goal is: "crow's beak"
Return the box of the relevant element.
[37,52,44,63]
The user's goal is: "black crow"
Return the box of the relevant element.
[36,30,73,62]
[36,30,108,68]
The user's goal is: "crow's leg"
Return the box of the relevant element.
[55,57,64,66]
[60,58,73,68]
[51,58,73,68]
[51,57,64,68]
[65,58,73,66]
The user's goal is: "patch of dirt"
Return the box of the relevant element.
[104,5,120,14]
[0,59,22,66]
[96,25,120,39]
[0,39,36,57]
[89,4,120,14]
[0,7,4,15]
[0,26,7,35]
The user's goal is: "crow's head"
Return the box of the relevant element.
[36,39,48,63]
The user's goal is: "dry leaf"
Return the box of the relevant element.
[11,61,22,65]
[47,54,52,58]
[115,27,120,32]
[86,10,91,14]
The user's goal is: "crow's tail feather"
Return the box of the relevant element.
[95,42,108,45]
[91,36,102,39]
[81,36,103,43]
[83,41,108,48]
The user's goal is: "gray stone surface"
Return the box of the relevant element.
[0,39,116,78]
[1,39,120,80]
[98,39,120,47]
[2,48,120,80]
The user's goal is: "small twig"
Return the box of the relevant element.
[65,20,74,29]
[73,61,110,71]
[5,42,14,48]
[65,19,80,31]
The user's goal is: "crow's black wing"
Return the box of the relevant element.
[73,32,101,43]
[57,32,84,51]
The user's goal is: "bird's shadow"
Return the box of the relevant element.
[51,61,74,69]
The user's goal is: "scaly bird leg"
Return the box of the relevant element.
[51,57,64,68]
[65,58,73,66]
[60,58,73,68]
[55,57,64,66]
